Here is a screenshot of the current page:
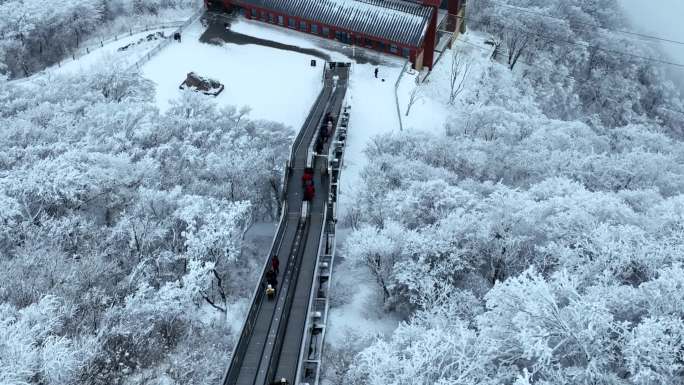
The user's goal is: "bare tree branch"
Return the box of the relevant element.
[449,49,473,104]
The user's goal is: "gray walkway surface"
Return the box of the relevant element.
[224,64,349,385]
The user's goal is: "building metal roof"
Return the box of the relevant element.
[233,0,434,47]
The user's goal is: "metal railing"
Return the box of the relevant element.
[283,64,327,202]
[294,98,351,385]
[8,21,187,85]
[294,202,329,385]
[263,215,312,384]
[306,86,339,167]
[291,87,328,169]
[129,8,204,71]
[221,198,290,385]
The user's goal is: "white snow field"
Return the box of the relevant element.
[141,19,325,130]
[324,230,401,347]
[396,31,493,134]
[57,29,177,75]
[227,18,405,187]
[9,28,177,83]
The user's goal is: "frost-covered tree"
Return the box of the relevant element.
[0,68,292,384]
[0,0,200,78]
[345,299,492,385]
[468,0,684,132]
[341,0,684,373]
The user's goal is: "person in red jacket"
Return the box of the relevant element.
[271,255,280,275]
[302,168,313,186]
[304,184,315,201]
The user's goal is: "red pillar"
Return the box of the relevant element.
[421,2,438,69]
[448,0,461,15]
[444,0,463,33]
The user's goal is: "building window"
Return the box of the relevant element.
[268,13,274,23]
[335,30,351,43]
[300,21,307,32]
[259,11,267,21]
[277,15,284,25]
[250,8,257,17]
[322,26,330,37]
[390,44,399,54]
[378,41,386,51]
[311,24,319,34]
[402,47,410,58]
[288,18,296,28]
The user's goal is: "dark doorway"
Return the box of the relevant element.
[334,30,351,44]
[206,0,227,11]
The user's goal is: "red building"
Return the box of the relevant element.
[207,0,464,70]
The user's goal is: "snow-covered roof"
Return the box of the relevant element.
[234,0,434,47]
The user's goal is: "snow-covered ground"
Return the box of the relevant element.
[57,29,177,75]
[141,19,326,130]
[325,248,400,348]
[8,28,177,83]
[396,31,493,134]
[141,15,406,189]
[229,17,406,158]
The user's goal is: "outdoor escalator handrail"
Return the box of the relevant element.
[264,217,312,385]
[222,198,289,385]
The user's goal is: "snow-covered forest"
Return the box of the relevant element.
[0,0,198,78]
[1,69,291,384]
[330,1,684,384]
[2,0,684,384]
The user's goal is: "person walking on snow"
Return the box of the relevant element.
[374,67,379,78]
